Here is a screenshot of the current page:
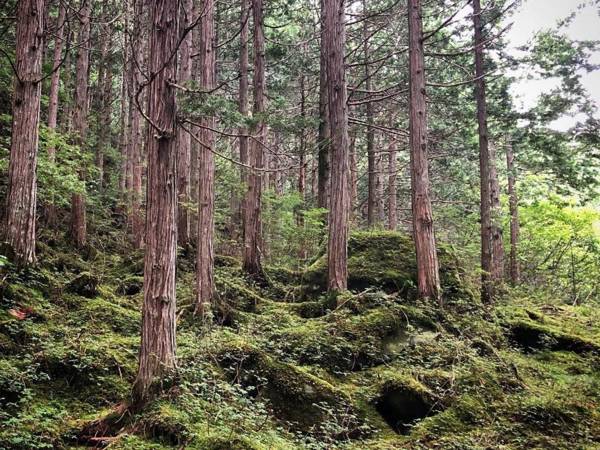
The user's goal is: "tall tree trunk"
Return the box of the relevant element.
[489,141,504,281]
[95,2,112,189]
[408,0,441,302]
[133,0,178,405]
[70,0,92,249]
[317,0,330,210]
[506,137,520,285]
[119,20,129,197]
[349,131,358,222]
[376,148,385,223]
[242,0,266,277]
[387,134,398,230]
[238,0,250,228]
[46,3,66,225]
[324,0,349,293]
[127,0,145,249]
[363,0,377,227]
[5,0,44,265]
[176,0,193,247]
[473,0,493,302]
[196,0,216,315]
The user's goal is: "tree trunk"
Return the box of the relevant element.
[70,0,92,249]
[242,0,266,278]
[363,0,377,228]
[376,147,385,223]
[324,0,349,293]
[45,2,66,225]
[408,0,441,302]
[176,0,193,247]
[349,131,358,222]
[238,0,250,228]
[317,0,330,210]
[489,140,504,281]
[506,137,520,285]
[196,0,217,315]
[128,0,145,249]
[473,0,493,302]
[5,0,44,265]
[133,0,178,405]
[387,134,398,230]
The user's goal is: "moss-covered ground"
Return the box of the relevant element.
[0,231,598,449]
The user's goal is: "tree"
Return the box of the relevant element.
[408,0,441,301]
[133,0,178,404]
[387,131,397,230]
[196,0,217,315]
[5,0,44,265]
[324,0,350,292]
[489,141,504,281]
[472,0,493,302]
[70,0,92,249]
[506,136,520,285]
[46,3,67,225]
[176,0,193,247]
[242,0,266,277]
[317,0,330,210]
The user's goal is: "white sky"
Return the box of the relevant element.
[505,0,600,130]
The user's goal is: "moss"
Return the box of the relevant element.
[300,231,476,302]
[66,272,99,298]
[216,338,364,434]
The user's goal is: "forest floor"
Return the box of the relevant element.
[0,230,599,449]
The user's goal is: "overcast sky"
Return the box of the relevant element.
[505,0,600,130]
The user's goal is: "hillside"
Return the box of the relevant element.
[1,232,598,450]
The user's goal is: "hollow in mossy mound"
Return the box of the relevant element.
[301,231,475,300]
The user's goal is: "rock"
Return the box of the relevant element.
[66,272,98,298]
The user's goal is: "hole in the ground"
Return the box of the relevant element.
[375,387,433,434]
[509,324,596,354]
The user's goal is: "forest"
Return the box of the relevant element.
[0,0,599,448]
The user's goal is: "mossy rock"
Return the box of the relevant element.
[217,339,364,435]
[66,272,99,298]
[507,319,599,354]
[301,231,475,301]
[116,276,143,296]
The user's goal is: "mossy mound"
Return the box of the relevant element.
[301,231,476,301]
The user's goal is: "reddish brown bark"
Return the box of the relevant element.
[133,0,178,405]
[317,0,330,210]
[349,131,358,221]
[242,0,266,277]
[176,0,193,247]
[238,0,250,200]
[196,0,217,315]
[5,0,44,265]
[45,3,66,225]
[324,0,350,292]
[472,0,493,302]
[489,141,505,281]
[70,0,92,249]
[387,134,398,230]
[506,138,520,285]
[408,0,441,302]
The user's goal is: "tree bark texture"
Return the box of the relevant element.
[408,0,441,302]
[5,0,44,265]
[387,134,398,230]
[489,141,504,281]
[324,0,350,292]
[133,0,178,405]
[176,0,193,247]
[238,0,250,227]
[473,0,493,302]
[242,0,266,277]
[317,0,330,210]
[196,0,217,315]
[70,0,92,249]
[506,138,520,285]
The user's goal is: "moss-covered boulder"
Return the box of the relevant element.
[301,231,475,301]
[216,338,365,436]
[66,272,99,298]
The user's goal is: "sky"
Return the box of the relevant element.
[504,0,600,130]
